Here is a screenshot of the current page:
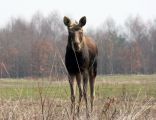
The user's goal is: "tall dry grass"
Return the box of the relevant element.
[0,92,155,120]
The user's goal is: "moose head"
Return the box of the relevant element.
[63,16,86,51]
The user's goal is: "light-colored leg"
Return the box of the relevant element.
[89,75,95,112]
[89,66,97,113]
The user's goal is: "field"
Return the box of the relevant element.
[0,75,156,120]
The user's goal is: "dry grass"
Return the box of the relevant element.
[0,75,156,120]
[0,96,155,120]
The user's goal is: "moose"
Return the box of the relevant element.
[63,16,98,117]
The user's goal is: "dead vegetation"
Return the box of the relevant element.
[0,75,156,120]
[0,95,155,120]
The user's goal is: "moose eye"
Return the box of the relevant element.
[69,30,74,33]
[69,31,75,38]
[68,30,74,35]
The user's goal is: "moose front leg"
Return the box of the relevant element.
[76,73,83,116]
[68,75,76,115]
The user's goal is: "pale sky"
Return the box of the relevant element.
[0,0,156,28]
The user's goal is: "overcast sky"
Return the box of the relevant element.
[0,0,156,28]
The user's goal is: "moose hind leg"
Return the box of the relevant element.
[89,73,96,112]
[89,62,97,112]
[83,71,89,118]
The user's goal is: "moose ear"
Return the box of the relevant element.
[63,16,71,27]
[79,16,86,27]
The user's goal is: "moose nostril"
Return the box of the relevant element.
[74,41,80,45]
[73,42,78,46]
[74,43,78,47]
[73,42,79,49]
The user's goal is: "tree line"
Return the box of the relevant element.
[0,12,156,78]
